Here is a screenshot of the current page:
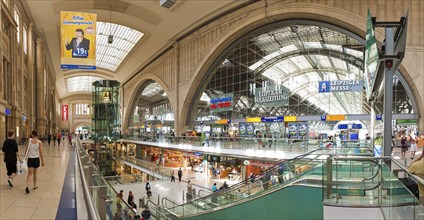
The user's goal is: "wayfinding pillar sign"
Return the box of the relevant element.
[364,9,380,100]
[371,9,408,156]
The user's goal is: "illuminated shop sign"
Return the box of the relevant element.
[318,80,363,93]
[210,93,233,112]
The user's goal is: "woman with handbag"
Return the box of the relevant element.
[25,130,45,194]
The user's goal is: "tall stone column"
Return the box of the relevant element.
[173,42,180,135]
[35,38,45,134]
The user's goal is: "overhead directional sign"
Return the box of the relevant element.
[319,80,363,93]
[364,9,380,100]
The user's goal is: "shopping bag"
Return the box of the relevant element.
[17,160,28,175]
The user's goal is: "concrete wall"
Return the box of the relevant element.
[122,0,424,135]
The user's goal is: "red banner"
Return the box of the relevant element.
[62,105,68,121]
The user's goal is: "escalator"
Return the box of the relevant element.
[153,148,420,220]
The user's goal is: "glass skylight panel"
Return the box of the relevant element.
[67,76,103,93]
[280,45,297,54]
[307,71,321,82]
[274,59,297,73]
[303,42,322,49]
[330,57,347,71]
[289,55,312,70]
[96,22,144,72]
[262,68,283,82]
[344,47,362,58]
[141,82,163,97]
[311,55,332,68]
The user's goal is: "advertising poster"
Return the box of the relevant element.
[60,11,96,70]
[288,122,298,138]
[239,123,247,136]
[298,122,308,137]
[246,124,255,136]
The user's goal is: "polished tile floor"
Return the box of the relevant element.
[0,140,72,219]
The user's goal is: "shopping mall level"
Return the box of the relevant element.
[1,0,424,219]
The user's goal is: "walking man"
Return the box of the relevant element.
[178,167,183,182]
[2,130,21,187]
[171,170,176,182]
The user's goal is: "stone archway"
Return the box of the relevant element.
[122,74,172,131]
[178,2,422,133]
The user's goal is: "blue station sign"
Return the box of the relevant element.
[261,116,284,122]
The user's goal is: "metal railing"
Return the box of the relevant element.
[76,140,101,220]
[121,134,370,153]
[76,139,136,220]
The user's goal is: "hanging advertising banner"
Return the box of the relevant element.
[60,11,96,70]
[62,105,69,121]
[364,9,380,100]
[255,84,289,107]
[318,80,363,93]
[210,93,233,112]
[288,122,298,138]
[298,122,308,137]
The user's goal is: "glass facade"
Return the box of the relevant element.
[190,23,414,122]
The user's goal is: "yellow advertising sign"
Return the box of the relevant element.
[246,117,261,123]
[284,116,297,122]
[60,11,96,70]
[215,119,229,124]
[327,115,346,121]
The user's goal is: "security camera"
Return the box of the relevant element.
[108,35,113,44]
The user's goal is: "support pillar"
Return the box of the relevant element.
[35,38,45,134]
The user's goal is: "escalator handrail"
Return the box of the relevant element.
[146,200,173,220]
[391,157,424,186]
[161,197,180,209]
[172,153,325,214]
[213,147,371,193]
[172,147,372,211]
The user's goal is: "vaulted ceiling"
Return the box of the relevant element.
[22,0,252,98]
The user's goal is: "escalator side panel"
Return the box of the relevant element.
[183,186,323,220]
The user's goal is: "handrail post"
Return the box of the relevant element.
[326,156,333,200]
[378,159,383,205]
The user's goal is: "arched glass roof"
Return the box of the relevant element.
[66,76,103,93]
[96,22,144,72]
[192,23,413,121]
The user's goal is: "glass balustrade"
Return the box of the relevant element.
[76,139,136,219]
[122,134,370,154]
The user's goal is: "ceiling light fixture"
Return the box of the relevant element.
[108,0,113,44]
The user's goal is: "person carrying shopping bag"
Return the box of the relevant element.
[24,130,45,194]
